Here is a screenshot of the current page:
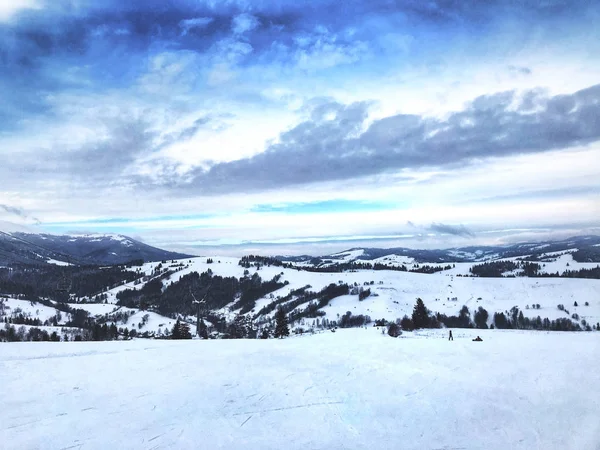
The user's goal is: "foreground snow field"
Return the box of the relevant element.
[1,329,599,450]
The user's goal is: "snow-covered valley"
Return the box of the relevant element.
[2,249,600,339]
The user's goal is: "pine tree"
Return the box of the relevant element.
[172,319,182,339]
[274,307,290,338]
[474,306,489,329]
[198,319,208,339]
[459,305,472,327]
[179,321,192,339]
[412,298,429,329]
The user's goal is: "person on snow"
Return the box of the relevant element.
[472,336,483,342]
[448,330,453,341]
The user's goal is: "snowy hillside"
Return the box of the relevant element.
[1,328,599,449]
[83,254,600,331]
[0,297,180,338]
[2,244,599,341]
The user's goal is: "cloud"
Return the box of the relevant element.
[0,204,40,224]
[429,222,475,237]
[179,17,213,36]
[162,83,600,194]
[1,0,600,250]
[232,13,260,34]
[508,65,532,76]
[294,29,369,71]
[0,0,40,22]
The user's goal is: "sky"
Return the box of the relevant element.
[1,0,599,256]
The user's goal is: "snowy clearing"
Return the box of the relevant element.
[1,328,599,450]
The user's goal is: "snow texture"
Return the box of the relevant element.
[1,328,599,449]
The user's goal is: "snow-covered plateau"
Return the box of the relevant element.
[1,327,599,450]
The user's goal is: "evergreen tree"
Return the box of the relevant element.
[494,312,510,329]
[459,305,472,327]
[198,318,208,339]
[474,307,489,329]
[274,307,290,338]
[179,321,192,339]
[227,315,246,339]
[400,315,414,331]
[387,322,401,337]
[411,298,429,329]
[172,319,182,339]
[260,328,270,339]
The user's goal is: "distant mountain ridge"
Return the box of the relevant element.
[279,235,600,264]
[0,231,192,265]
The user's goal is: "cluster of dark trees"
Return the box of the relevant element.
[470,261,519,277]
[0,321,143,342]
[239,255,294,269]
[470,261,600,279]
[235,273,287,313]
[0,264,140,301]
[435,305,489,329]
[90,323,120,341]
[195,306,289,340]
[255,283,350,321]
[358,288,371,301]
[239,255,452,274]
[171,319,192,339]
[0,296,143,342]
[385,298,594,335]
[3,314,42,326]
[278,283,351,324]
[491,306,591,331]
[338,311,371,328]
[298,261,451,274]
[116,268,288,320]
[0,325,62,342]
[410,264,453,274]
[560,266,600,279]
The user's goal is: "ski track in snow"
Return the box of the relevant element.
[1,328,599,450]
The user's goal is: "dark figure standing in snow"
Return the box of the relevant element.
[448,330,453,341]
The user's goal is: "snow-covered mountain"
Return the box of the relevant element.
[280,235,600,265]
[0,230,191,265]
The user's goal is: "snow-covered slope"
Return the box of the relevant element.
[2,251,598,337]
[0,297,178,337]
[90,255,600,329]
[1,328,598,449]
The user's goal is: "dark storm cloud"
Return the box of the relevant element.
[168,83,600,193]
[56,119,159,179]
[429,223,475,237]
[2,117,157,181]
